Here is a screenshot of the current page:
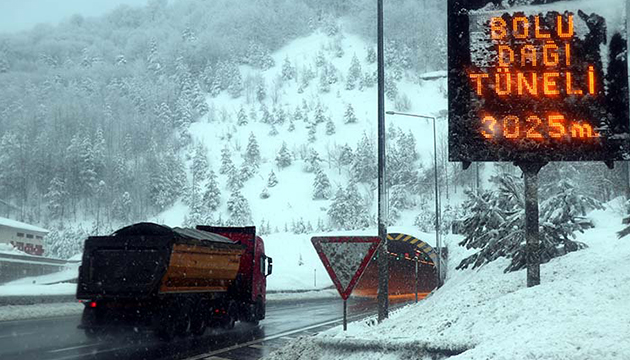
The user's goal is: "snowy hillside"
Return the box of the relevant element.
[154,29,449,231]
[265,201,630,360]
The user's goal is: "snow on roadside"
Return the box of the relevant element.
[0,302,83,322]
[266,204,630,360]
[267,289,338,302]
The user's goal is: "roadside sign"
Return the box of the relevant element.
[448,0,630,163]
[311,236,381,300]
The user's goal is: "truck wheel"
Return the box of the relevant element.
[190,311,207,336]
[222,302,236,330]
[174,312,191,337]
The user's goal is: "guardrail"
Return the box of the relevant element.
[0,253,79,284]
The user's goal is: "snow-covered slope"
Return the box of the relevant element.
[153,29,448,229]
[266,202,630,359]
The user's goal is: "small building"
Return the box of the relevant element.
[0,217,48,256]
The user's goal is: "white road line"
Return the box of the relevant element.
[48,345,131,360]
[204,357,232,360]
[187,318,344,360]
[0,331,37,339]
[48,343,100,353]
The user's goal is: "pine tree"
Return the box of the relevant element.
[219,144,233,175]
[274,107,286,125]
[260,187,270,199]
[326,118,336,135]
[260,104,272,124]
[175,96,193,129]
[307,122,317,143]
[318,70,330,93]
[256,78,266,102]
[288,120,295,132]
[146,39,161,75]
[239,162,255,181]
[366,46,376,64]
[315,50,326,67]
[304,148,322,173]
[227,163,243,192]
[268,124,279,136]
[339,144,354,166]
[244,133,261,168]
[346,54,362,90]
[352,133,377,183]
[157,102,174,129]
[275,142,292,169]
[227,190,253,226]
[281,56,295,81]
[227,67,244,98]
[312,168,332,200]
[201,61,214,91]
[45,176,67,220]
[385,76,398,101]
[203,170,221,211]
[314,103,327,125]
[343,103,358,124]
[237,106,248,126]
[268,170,278,187]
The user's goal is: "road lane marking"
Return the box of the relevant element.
[48,343,100,353]
[0,331,37,339]
[48,345,132,360]
[188,318,344,360]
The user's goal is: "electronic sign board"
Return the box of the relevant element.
[448,0,630,163]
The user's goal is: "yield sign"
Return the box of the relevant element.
[311,236,382,300]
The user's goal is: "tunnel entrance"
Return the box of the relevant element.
[353,233,438,301]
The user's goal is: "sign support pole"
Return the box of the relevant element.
[377,0,389,323]
[415,257,419,303]
[343,299,348,331]
[518,162,546,287]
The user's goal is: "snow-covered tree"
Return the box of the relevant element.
[281,56,295,81]
[237,106,248,126]
[244,133,261,168]
[219,144,233,175]
[275,142,292,169]
[227,190,253,226]
[227,163,243,192]
[260,187,270,199]
[343,103,358,124]
[325,118,336,135]
[312,168,332,200]
[45,176,67,220]
[202,170,221,211]
[366,46,376,64]
[346,54,362,90]
[268,170,278,187]
[303,148,322,173]
[352,133,377,183]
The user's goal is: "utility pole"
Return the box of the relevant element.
[376,0,389,323]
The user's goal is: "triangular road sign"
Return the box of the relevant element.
[311,236,382,300]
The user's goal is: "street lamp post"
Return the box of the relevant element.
[385,110,442,288]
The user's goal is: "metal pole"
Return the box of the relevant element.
[432,117,441,288]
[519,163,545,287]
[314,269,316,287]
[383,111,441,288]
[414,257,418,303]
[343,299,348,331]
[377,0,389,323]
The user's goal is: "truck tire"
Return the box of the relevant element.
[222,302,237,330]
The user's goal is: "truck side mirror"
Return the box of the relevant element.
[266,257,273,277]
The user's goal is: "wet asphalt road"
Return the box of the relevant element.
[0,297,403,360]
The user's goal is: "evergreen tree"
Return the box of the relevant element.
[343,103,358,124]
[315,50,326,67]
[293,106,304,122]
[274,107,286,125]
[346,54,362,90]
[219,144,233,175]
[307,122,317,143]
[201,61,214,91]
[146,39,161,75]
[312,168,332,200]
[260,104,272,124]
[385,76,398,101]
[318,70,330,93]
[326,118,336,135]
[239,162,255,181]
[281,56,295,81]
[314,103,327,125]
[45,176,67,220]
[366,46,376,64]
[288,120,295,132]
[267,170,278,187]
[304,148,322,173]
[227,163,243,191]
[256,78,266,102]
[352,133,377,183]
[227,67,244,98]
[268,124,279,136]
[237,106,248,126]
[202,170,221,211]
[112,191,132,223]
[275,142,292,169]
[244,133,261,168]
[226,190,253,226]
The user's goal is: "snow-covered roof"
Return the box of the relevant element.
[0,217,49,234]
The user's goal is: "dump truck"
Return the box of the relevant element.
[76,222,272,339]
